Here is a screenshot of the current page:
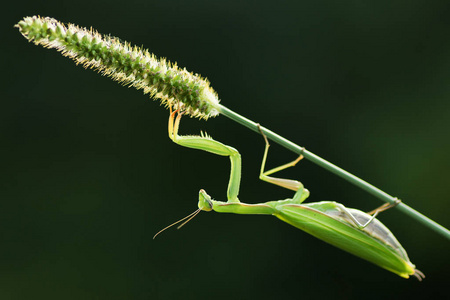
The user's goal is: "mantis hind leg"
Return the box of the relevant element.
[335,199,401,229]
[366,198,402,216]
[257,124,309,204]
[334,203,378,229]
[168,107,241,203]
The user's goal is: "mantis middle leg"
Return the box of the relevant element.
[257,125,309,204]
[168,108,241,203]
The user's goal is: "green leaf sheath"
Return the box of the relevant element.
[16,16,220,119]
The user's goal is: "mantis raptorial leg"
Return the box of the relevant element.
[168,107,241,202]
[163,109,423,280]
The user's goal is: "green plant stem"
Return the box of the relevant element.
[217,104,450,240]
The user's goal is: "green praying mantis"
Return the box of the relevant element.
[156,107,425,281]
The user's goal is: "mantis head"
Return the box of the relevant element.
[198,189,213,211]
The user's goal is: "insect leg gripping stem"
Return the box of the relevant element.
[168,107,242,202]
[367,198,402,216]
[257,124,309,204]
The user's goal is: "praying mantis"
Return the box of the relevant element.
[159,107,424,280]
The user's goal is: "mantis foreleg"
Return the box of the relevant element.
[168,108,241,202]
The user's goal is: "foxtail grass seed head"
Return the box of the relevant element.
[16,16,220,119]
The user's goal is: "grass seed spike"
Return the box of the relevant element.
[16,16,220,119]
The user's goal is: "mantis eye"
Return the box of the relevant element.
[206,198,213,210]
[198,189,213,211]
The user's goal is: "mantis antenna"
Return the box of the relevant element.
[153,209,202,239]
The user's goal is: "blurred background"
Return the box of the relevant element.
[2,0,450,299]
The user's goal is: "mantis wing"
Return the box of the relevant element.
[275,202,416,278]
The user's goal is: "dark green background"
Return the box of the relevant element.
[2,0,449,299]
